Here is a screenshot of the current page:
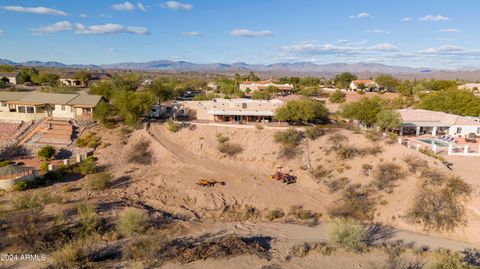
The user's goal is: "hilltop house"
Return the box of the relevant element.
[239,79,294,94]
[0,92,104,121]
[349,80,378,91]
[397,109,480,137]
[0,72,20,85]
[59,74,86,87]
[180,98,284,123]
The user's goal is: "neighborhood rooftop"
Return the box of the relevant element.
[398,109,480,126]
[0,92,103,107]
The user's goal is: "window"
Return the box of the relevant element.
[242,103,247,109]
[18,106,25,113]
[477,127,480,134]
[0,102,6,107]
[61,105,66,111]
[26,106,34,113]
[456,127,462,134]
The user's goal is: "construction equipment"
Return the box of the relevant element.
[197,179,225,187]
[270,167,297,184]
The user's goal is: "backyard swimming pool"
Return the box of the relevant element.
[417,138,450,147]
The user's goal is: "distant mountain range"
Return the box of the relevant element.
[2,58,480,80]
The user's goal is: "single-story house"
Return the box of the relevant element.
[239,79,294,94]
[349,80,378,91]
[398,109,480,137]
[459,83,480,91]
[0,72,20,85]
[0,92,105,121]
[180,98,284,123]
[59,75,86,87]
[0,165,36,190]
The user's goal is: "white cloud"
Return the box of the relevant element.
[80,13,88,18]
[137,3,146,11]
[350,12,373,19]
[281,42,358,56]
[418,45,478,56]
[419,15,449,21]
[74,23,149,35]
[368,43,398,51]
[367,29,390,34]
[161,1,192,10]
[32,21,72,35]
[401,17,413,22]
[338,39,350,44]
[112,1,135,11]
[107,48,115,52]
[182,31,203,37]
[439,28,460,32]
[231,29,273,37]
[357,40,368,46]
[0,5,67,16]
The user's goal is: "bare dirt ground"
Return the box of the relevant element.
[2,120,480,268]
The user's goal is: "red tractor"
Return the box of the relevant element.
[270,167,297,184]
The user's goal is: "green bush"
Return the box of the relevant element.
[12,180,34,192]
[87,173,113,191]
[76,132,101,148]
[39,162,49,172]
[44,170,64,182]
[79,156,96,175]
[0,160,14,168]
[266,209,285,221]
[216,133,229,144]
[76,203,99,236]
[273,128,303,147]
[305,125,325,140]
[310,165,332,181]
[326,219,367,253]
[37,145,56,160]
[117,208,148,237]
[275,98,329,123]
[432,249,468,269]
[329,89,346,103]
[166,120,180,132]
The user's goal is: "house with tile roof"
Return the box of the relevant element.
[397,109,480,137]
[239,79,294,94]
[0,92,104,121]
[349,79,378,91]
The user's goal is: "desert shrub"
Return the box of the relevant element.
[288,205,318,224]
[39,162,49,172]
[382,243,424,269]
[216,133,229,144]
[12,180,34,191]
[328,133,348,150]
[266,209,285,221]
[117,208,148,237]
[403,155,428,174]
[0,160,14,167]
[336,145,361,160]
[328,184,375,221]
[76,131,101,148]
[218,142,243,156]
[305,125,325,140]
[419,167,447,183]
[255,124,264,130]
[419,148,445,161]
[364,130,383,142]
[326,219,367,253]
[372,163,405,191]
[37,145,56,160]
[273,128,303,147]
[432,249,468,269]
[52,235,103,269]
[407,176,471,231]
[361,163,373,176]
[166,120,180,132]
[310,165,332,181]
[127,140,153,165]
[76,203,99,236]
[462,248,480,267]
[44,170,65,182]
[386,132,398,144]
[325,177,350,193]
[362,144,383,155]
[87,173,113,191]
[329,89,346,103]
[13,192,62,213]
[278,144,301,159]
[79,156,96,174]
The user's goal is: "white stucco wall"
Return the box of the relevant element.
[52,104,75,119]
[448,125,480,136]
[0,172,36,190]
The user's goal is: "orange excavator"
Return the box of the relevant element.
[270,167,297,184]
[197,179,226,187]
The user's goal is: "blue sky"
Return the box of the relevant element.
[0,0,478,68]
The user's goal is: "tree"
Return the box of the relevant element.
[375,74,399,91]
[73,70,91,85]
[275,98,329,123]
[37,145,56,161]
[146,79,177,102]
[112,73,141,91]
[18,68,38,84]
[334,72,357,89]
[329,89,346,103]
[112,90,156,127]
[247,71,260,81]
[298,86,321,97]
[93,102,117,126]
[265,85,280,95]
[376,110,401,131]
[31,72,60,86]
[89,81,115,101]
[341,97,383,127]
[251,91,272,100]
[416,89,480,116]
